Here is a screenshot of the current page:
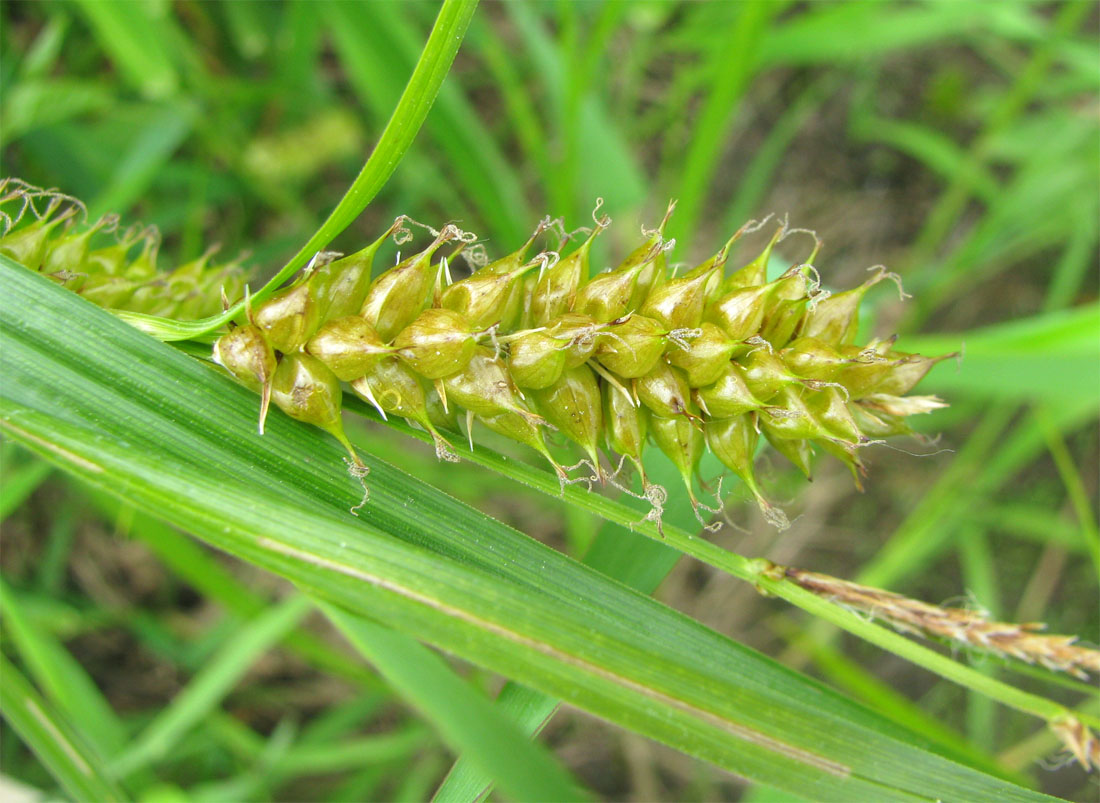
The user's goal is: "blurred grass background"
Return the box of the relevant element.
[1,1,1097,800]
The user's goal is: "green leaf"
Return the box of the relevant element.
[323,605,587,802]
[906,304,1100,407]
[71,0,180,99]
[0,653,127,801]
[0,259,1054,801]
[109,595,311,777]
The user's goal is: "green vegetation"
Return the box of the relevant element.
[1,1,1096,801]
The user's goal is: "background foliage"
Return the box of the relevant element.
[1,1,1097,801]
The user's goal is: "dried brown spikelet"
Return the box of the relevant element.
[782,567,1100,681]
[2,180,956,531]
[1050,715,1100,772]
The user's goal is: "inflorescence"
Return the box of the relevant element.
[1,180,955,531]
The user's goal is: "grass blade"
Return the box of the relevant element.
[0,261,1055,801]
[324,605,588,802]
[0,654,127,801]
[114,0,480,341]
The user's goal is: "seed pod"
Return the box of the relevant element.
[767,265,815,303]
[800,268,888,345]
[594,314,667,378]
[213,323,277,433]
[45,270,87,293]
[639,260,722,331]
[442,347,540,422]
[706,283,771,341]
[721,224,783,293]
[804,386,861,443]
[86,227,155,277]
[478,410,566,480]
[0,201,77,269]
[759,297,806,349]
[850,402,913,438]
[41,217,106,274]
[647,411,703,508]
[271,352,360,464]
[603,381,647,481]
[426,386,458,433]
[546,312,606,367]
[762,429,814,479]
[310,219,402,322]
[306,315,392,381]
[704,414,766,507]
[666,323,739,387]
[695,362,764,419]
[252,281,319,354]
[627,200,676,309]
[636,361,695,419]
[859,393,947,418]
[507,329,567,389]
[817,438,866,490]
[528,218,606,325]
[739,348,797,402]
[393,308,477,379]
[441,257,540,331]
[573,244,659,323]
[834,346,900,399]
[361,225,457,340]
[781,336,847,381]
[758,387,819,441]
[80,275,142,309]
[871,352,954,397]
[350,357,453,459]
[642,225,739,329]
[530,364,603,472]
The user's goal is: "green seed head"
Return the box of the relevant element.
[442,347,537,421]
[394,308,477,379]
[507,329,568,389]
[253,282,320,354]
[361,224,458,340]
[441,258,540,331]
[603,382,647,479]
[528,216,606,325]
[666,322,739,387]
[594,314,668,379]
[9,179,956,528]
[635,360,695,419]
[306,315,392,381]
[530,364,604,470]
[271,352,358,463]
[695,362,764,419]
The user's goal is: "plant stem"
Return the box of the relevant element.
[347,397,1099,733]
[115,0,480,342]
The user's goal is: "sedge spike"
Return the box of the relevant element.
[1,180,955,530]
